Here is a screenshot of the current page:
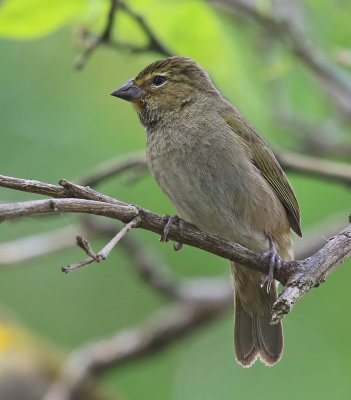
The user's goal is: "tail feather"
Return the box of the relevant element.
[234,296,259,367]
[234,294,283,367]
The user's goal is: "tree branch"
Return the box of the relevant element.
[0,197,279,279]
[272,217,351,323]
[1,175,350,323]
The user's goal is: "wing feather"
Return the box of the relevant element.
[224,114,302,237]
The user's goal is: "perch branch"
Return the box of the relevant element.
[0,196,280,278]
[0,213,343,266]
[272,219,351,323]
[0,175,350,323]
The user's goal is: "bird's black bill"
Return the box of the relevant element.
[110,79,143,101]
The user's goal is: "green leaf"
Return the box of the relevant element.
[0,0,90,39]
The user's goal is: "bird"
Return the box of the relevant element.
[111,56,302,367]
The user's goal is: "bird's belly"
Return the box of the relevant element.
[147,153,268,251]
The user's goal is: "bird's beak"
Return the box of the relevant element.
[110,78,143,102]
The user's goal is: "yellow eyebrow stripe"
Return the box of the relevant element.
[135,72,167,86]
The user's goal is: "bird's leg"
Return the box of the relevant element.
[260,235,281,293]
[160,214,174,242]
[160,214,184,251]
[173,218,184,251]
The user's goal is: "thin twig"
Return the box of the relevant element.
[74,0,120,69]
[118,1,172,57]
[63,217,141,273]
[75,0,171,69]
[62,257,96,273]
[76,235,99,260]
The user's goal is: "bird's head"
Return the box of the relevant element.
[111,56,218,128]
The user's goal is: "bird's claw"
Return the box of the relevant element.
[174,241,184,251]
[260,235,281,293]
[160,214,184,251]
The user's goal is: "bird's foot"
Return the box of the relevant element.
[260,235,281,293]
[160,214,184,251]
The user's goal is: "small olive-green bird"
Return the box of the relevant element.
[111,57,302,367]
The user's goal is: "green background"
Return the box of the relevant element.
[0,0,350,399]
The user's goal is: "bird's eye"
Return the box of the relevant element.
[153,75,167,86]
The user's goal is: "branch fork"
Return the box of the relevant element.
[63,217,142,273]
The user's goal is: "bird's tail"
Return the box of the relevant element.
[231,262,283,367]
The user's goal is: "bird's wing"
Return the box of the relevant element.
[224,114,302,237]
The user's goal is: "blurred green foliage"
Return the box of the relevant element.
[0,0,350,399]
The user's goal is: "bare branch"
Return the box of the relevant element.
[0,196,276,278]
[0,175,350,323]
[0,213,341,268]
[272,221,351,323]
[0,175,126,205]
[0,198,138,224]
